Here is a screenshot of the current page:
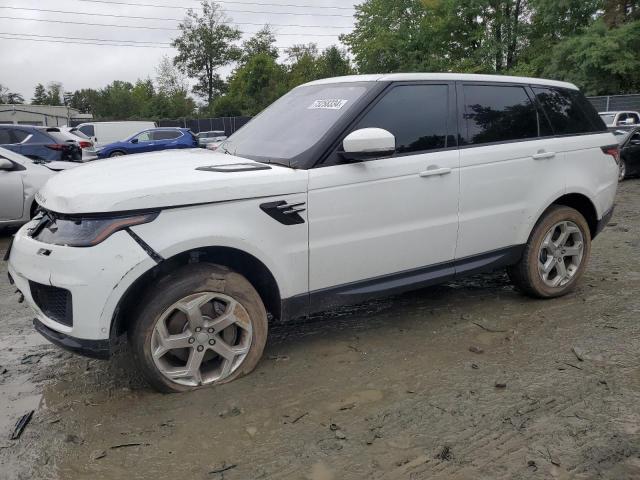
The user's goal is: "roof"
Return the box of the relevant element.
[303,73,579,90]
[599,111,640,114]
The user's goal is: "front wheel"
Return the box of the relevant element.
[508,206,592,298]
[129,264,268,393]
[109,151,125,157]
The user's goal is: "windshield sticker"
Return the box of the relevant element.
[308,99,349,110]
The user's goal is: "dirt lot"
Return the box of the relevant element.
[1,181,639,480]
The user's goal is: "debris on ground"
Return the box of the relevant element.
[435,445,453,461]
[494,382,507,389]
[469,346,484,354]
[90,450,107,461]
[9,411,34,440]
[572,346,585,362]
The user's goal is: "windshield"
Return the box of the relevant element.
[221,82,372,165]
[600,114,616,124]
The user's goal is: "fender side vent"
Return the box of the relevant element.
[196,163,272,173]
[260,201,306,225]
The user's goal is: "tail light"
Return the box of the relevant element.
[78,141,93,149]
[601,145,620,165]
[45,144,67,151]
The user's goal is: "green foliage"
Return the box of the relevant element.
[0,84,24,104]
[539,19,640,95]
[344,0,640,94]
[172,0,242,105]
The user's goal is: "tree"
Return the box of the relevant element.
[32,83,47,105]
[0,84,24,104]
[316,46,353,78]
[224,52,288,115]
[156,55,189,96]
[241,25,279,64]
[69,89,99,114]
[172,0,242,106]
[286,43,321,87]
[540,18,640,95]
[45,82,63,106]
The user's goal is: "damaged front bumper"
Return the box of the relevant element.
[7,221,158,357]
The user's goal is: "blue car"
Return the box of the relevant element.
[97,128,198,158]
[0,125,83,162]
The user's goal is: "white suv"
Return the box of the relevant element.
[6,74,619,393]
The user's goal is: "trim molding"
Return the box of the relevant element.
[281,245,524,321]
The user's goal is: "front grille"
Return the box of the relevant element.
[29,281,73,327]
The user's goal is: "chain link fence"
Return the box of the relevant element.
[157,116,252,136]
[587,94,640,112]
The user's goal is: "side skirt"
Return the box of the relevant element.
[281,245,524,321]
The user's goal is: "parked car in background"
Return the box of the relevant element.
[59,127,97,162]
[96,128,198,158]
[196,130,227,148]
[599,111,640,127]
[0,125,82,162]
[6,73,618,393]
[0,147,79,229]
[74,121,156,148]
[614,127,640,180]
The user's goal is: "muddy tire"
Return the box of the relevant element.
[129,263,268,393]
[508,206,592,299]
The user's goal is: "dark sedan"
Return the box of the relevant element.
[614,127,640,180]
[0,125,82,162]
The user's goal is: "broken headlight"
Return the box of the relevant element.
[31,211,159,247]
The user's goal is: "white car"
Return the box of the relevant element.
[196,130,227,149]
[599,111,640,128]
[59,127,98,162]
[7,74,619,393]
[0,147,79,229]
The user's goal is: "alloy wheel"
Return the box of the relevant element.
[537,221,585,288]
[150,292,252,387]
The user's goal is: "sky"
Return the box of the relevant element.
[0,0,357,102]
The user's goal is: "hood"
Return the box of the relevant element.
[43,161,82,172]
[35,149,308,214]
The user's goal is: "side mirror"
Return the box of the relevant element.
[0,158,13,170]
[131,138,139,144]
[340,128,396,162]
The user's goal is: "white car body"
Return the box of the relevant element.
[599,111,640,127]
[58,127,98,162]
[7,73,618,369]
[0,147,80,228]
[74,121,157,148]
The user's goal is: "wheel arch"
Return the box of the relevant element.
[110,246,282,339]
[546,193,599,239]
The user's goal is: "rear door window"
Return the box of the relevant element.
[78,125,95,137]
[353,84,451,155]
[11,129,30,143]
[462,85,539,145]
[532,87,605,135]
[153,130,182,140]
[0,128,12,144]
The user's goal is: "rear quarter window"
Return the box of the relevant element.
[78,125,95,137]
[462,84,539,145]
[532,87,606,135]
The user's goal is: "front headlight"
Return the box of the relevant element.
[30,211,159,247]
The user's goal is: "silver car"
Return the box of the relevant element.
[196,130,227,148]
[0,147,79,229]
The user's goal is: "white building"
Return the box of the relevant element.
[0,104,92,127]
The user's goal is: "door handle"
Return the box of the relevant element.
[532,151,556,160]
[419,167,452,178]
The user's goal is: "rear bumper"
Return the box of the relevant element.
[595,206,615,238]
[33,318,111,359]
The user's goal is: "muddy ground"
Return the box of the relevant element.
[1,181,639,480]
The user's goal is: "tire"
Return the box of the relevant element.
[129,263,268,393]
[618,159,627,181]
[109,151,126,157]
[507,206,592,299]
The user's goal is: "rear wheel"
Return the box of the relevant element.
[508,206,591,298]
[619,159,627,181]
[129,264,268,393]
[109,151,125,157]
